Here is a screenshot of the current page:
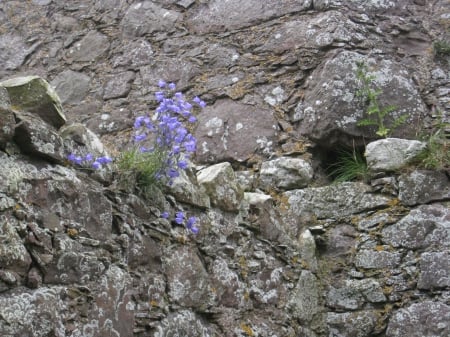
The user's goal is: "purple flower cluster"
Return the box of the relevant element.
[161,210,199,234]
[67,153,113,169]
[133,80,205,184]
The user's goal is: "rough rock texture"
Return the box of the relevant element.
[0,1,449,336]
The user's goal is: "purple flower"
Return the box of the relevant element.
[168,82,176,90]
[188,116,197,123]
[134,133,147,142]
[155,91,165,102]
[178,160,188,170]
[158,80,166,88]
[92,161,101,169]
[161,211,169,219]
[85,153,93,162]
[175,211,184,224]
[167,168,180,178]
[97,156,113,164]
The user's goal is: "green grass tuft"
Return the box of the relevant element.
[328,147,369,183]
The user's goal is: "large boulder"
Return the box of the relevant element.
[293,51,427,148]
[0,76,66,128]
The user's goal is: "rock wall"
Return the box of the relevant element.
[0,1,449,336]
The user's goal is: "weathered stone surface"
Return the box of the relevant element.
[0,87,14,149]
[195,99,278,164]
[398,170,450,206]
[418,251,450,289]
[0,216,33,277]
[0,287,66,337]
[103,71,135,100]
[0,76,66,128]
[51,70,91,105]
[13,110,65,162]
[365,138,427,172]
[327,310,379,337]
[327,279,386,310]
[151,310,218,336]
[67,30,110,62]
[163,246,210,308]
[121,2,181,37]
[0,34,37,70]
[187,0,312,33]
[386,302,450,337]
[168,169,210,209]
[258,157,313,192]
[298,230,318,271]
[112,40,154,68]
[382,204,450,249]
[210,258,246,308]
[287,270,320,323]
[354,249,402,269]
[283,182,391,220]
[294,51,427,147]
[59,122,108,157]
[197,162,244,212]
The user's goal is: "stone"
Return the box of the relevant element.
[0,87,14,149]
[0,216,33,277]
[283,182,391,220]
[168,169,211,209]
[298,229,318,271]
[151,310,218,336]
[59,122,108,157]
[0,76,66,128]
[187,0,312,33]
[121,2,181,37]
[51,70,91,104]
[354,250,402,269]
[381,204,450,249]
[365,138,427,172]
[417,251,450,289]
[163,246,210,308]
[112,40,154,68]
[327,311,379,337]
[195,99,278,164]
[327,279,386,310]
[0,287,66,336]
[398,170,450,206]
[102,71,135,100]
[294,51,427,148]
[197,162,244,212]
[259,157,313,191]
[210,258,246,308]
[287,270,320,323]
[386,301,450,337]
[0,34,36,70]
[67,30,110,62]
[13,110,65,163]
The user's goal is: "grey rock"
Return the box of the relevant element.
[258,157,314,192]
[168,169,211,209]
[197,162,244,212]
[103,71,135,100]
[382,204,450,249]
[386,301,450,337]
[0,287,66,336]
[398,170,450,206]
[283,182,391,220]
[13,110,65,162]
[164,246,210,308]
[0,88,14,149]
[0,76,66,128]
[0,216,32,277]
[195,99,278,163]
[59,122,108,157]
[210,258,246,308]
[365,138,427,172]
[298,230,318,271]
[51,70,91,104]
[327,310,379,337]
[187,0,312,33]
[121,2,181,37]
[112,40,154,68]
[0,34,36,70]
[327,279,386,310]
[151,310,218,337]
[354,249,402,269]
[295,51,427,148]
[287,270,320,323]
[418,251,450,289]
[67,30,110,62]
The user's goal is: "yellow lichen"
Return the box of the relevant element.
[240,323,254,336]
[67,228,78,238]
